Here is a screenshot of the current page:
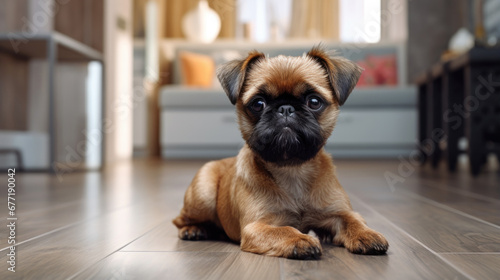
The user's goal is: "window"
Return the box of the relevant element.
[237,0,381,43]
[340,0,381,43]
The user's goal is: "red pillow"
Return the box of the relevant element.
[367,54,398,86]
[356,54,398,87]
[357,61,377,87]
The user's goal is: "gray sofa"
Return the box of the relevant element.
[159,41,417,159]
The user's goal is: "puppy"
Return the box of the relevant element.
[173,47,389,259]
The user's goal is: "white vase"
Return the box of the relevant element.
[182,0,221,43]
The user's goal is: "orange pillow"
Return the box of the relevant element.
[180,51,215,87]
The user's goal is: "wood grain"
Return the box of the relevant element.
[0,159,498,279]
[89,0,104,52]
[0,0,29,32]
[121,221,241,253]
[345,182,500,253]
[440,254,500,280]
[54,0,104,50]
[399,176,500,226]
[55,0,85,44]
[0,161,191,249]
[0,200,170,279]
[0,53,29,130]
[281,199,468,280]
[335,160,500,226]
[73,251,281,280]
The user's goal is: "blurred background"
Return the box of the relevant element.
[0,0,499,174]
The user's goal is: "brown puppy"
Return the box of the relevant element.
[173,47,389,259]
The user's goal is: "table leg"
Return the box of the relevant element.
[445,70,464,172]
[418,84,428,165]
[431,78,443,169]
[465,66,487,176]
[47,38,57,173]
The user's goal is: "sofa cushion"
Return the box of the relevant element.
[180,51,215,87]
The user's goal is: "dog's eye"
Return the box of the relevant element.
[250,98,266,112]
[307,96,323,110]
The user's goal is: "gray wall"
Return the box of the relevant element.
[485,0,500,40]
[407,0,471,82]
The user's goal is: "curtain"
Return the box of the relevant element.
[289,0,339,40]
[380,0,407,42]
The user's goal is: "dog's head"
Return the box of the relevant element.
[217,47,362,166]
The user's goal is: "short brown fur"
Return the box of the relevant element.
[173,47,388,259]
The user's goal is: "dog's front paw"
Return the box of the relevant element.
[178,225,208,241]
[345,229,388,255]
[285,235,322,260]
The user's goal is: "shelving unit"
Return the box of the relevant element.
[0,32,103,60]
[0,0,104,171]
[0,32,104,171]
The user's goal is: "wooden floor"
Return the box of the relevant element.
[0,158,499,279]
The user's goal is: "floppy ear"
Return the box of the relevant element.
[307,47,362,106]
[216,51,265,105]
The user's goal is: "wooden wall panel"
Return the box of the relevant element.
[54,0,104,51]
[133,0,147,38]
[90,0,104,52]
[0,0,29,32]
[54,0,86,43]
[0,53,29,130]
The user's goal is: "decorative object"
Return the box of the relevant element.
[182,0,221,43]
[449,28,475,54]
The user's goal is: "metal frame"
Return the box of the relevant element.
[47,37,56,172]
[0,31,105,172]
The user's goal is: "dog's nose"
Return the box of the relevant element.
[278,105,295,117]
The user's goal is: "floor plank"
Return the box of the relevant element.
[73,252,281,280]
[347,185,500,253]
[0,159,498,279]
[439,254,500,280]
[0,160,193,250]
[121,221,241,253]
[398,177,500,226]
[332,164,500,253]
[0,160,190,279]
[0,203,170,279]
[117,192,469,280]
[419,163,500,199]
[281,198,469,280]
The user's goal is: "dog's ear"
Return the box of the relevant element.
[307,47,362,106]
[217,51,265,105]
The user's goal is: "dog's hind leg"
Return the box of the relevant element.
[172,161,222,240]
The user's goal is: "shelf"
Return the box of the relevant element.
[448,47,500,71]
[0,31,103,61]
